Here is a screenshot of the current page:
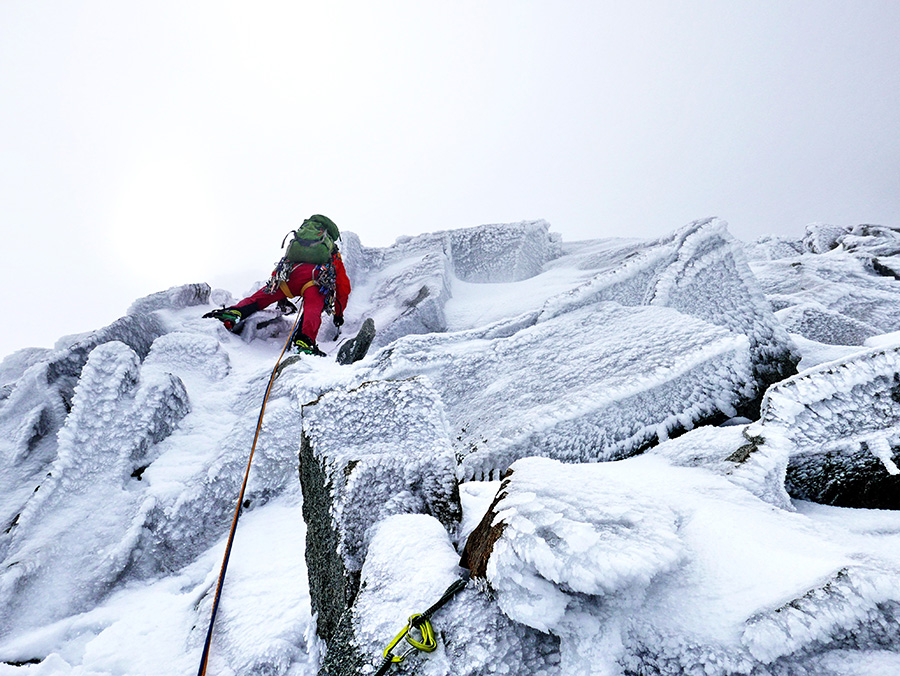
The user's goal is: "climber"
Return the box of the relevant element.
[204,214,351,356]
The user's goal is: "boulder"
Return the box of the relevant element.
[299,377,461,659]
[448,220,559,283]
[751,343,900,509]
[461,455,900,676]
[127,282,211,315]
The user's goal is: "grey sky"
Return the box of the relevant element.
[2,1,899,360]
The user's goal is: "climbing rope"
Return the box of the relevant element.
[374,576,469,676]
[196,304,305,676]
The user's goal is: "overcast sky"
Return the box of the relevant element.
[2,1,899,361]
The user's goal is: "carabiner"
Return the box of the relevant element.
[382,614,437,663]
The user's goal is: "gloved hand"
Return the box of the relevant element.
[333,314,344,328]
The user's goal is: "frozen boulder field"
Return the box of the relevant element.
[1,219,899,676]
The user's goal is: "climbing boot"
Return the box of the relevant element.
[291,331,326,357]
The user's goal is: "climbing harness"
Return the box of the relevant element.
[196,302,305,676]
[374,576,469,676]
[264,257,331,308]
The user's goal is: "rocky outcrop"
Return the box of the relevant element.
[460,455,900,676]
[373,302,757,480]
[350,514,561,676]
[751,343,900,509]
[0,342,190,635]
[127,282,211,315]
[298,378,461,671]
[538,218,800,398]
[448,220,559,283]
[345,221,560,349]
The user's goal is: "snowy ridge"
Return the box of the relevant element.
[1,218,900,675]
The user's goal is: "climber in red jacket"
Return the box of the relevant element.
[204,215,351,356]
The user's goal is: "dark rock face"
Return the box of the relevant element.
[298,377,461,666]
[460,475,511,579]
[336,317,376,365]
[787,445,900,509]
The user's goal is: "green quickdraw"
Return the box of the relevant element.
[373,577,468,676]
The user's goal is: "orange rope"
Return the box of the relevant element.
[197,306,304,676]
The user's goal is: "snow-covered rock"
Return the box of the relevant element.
[776,302,880,346]
[0,341,189,636]
[299,377,461,655]
[802,223,850,254]
[346,514,560,676]
[4,218,900,676]
[751,224,900,347]
[127,282,211,315]
[647,422,791,508]
[448,220,559,283]
[538,218,799,396]
[373,302,756,480]
[752,344,900,509]
[346,220,560,349]
[0,313,170,576]
[462,455,900,676]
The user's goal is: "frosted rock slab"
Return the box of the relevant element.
[752,344,900,509]
[373,303,756,480]
[299,377,461,649]
[127,282,211,315]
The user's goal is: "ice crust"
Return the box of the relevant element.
[535,218,799,390]
[0,341,190,634]
[748,226,900,340]
[301,377,460,574]
[127,282,211,315]
[345,220,559,348]
[776,302,880,346]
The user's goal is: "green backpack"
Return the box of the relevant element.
[283,214,340,265]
